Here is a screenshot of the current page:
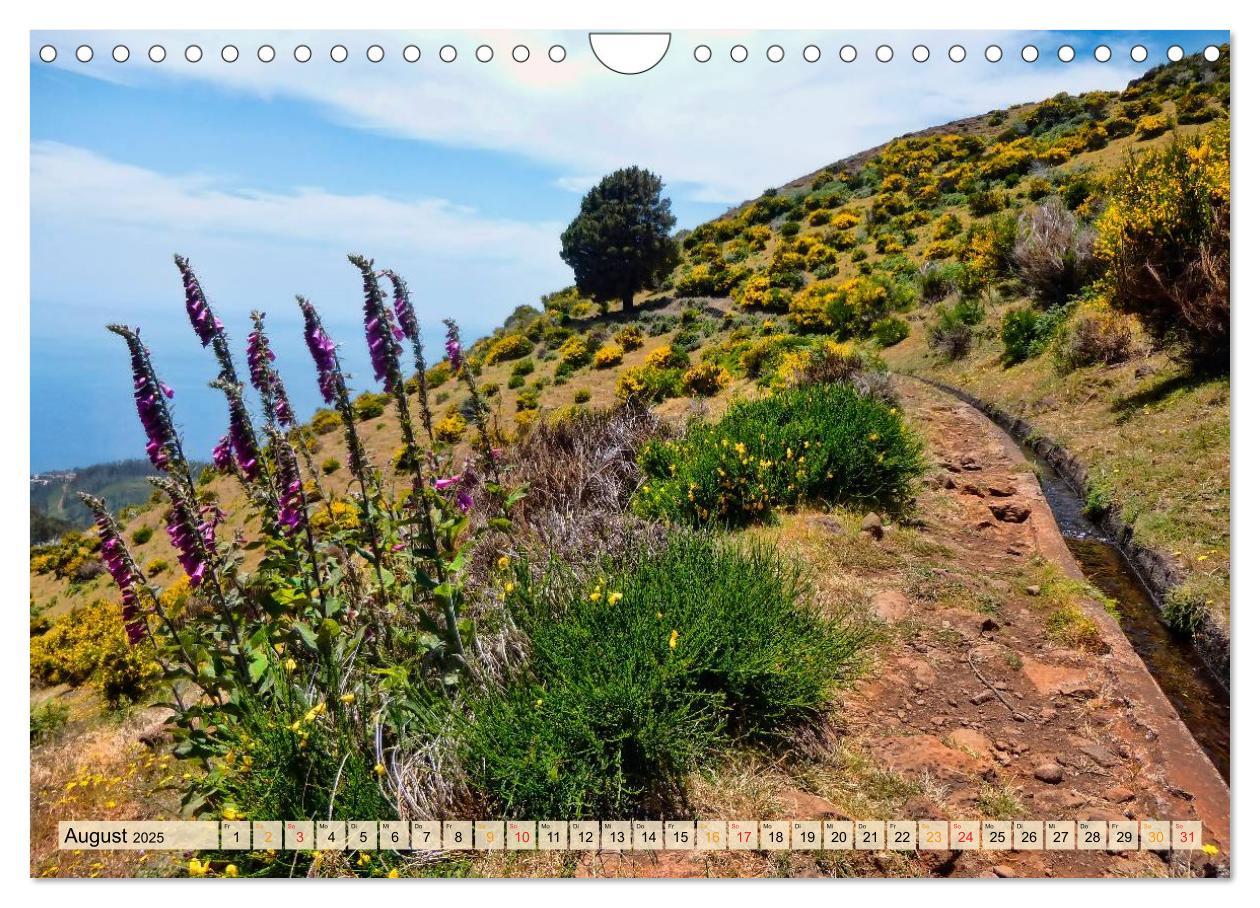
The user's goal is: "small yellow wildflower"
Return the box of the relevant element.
[357,853,372,867]
[225,864,239,878]
[388,868,401,878]
[503,581,516,594]
[284,657,297,672]
[1203,843,1219,856]
[188,858,207,877]
[497,555,511,571]
[607,592,623,605]
[669,629,679,649]
[374,763,386,776]
[273,642,285,655]
[534,698,544,708]
[340,693,356,704]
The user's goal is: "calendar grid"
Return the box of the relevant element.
[58,819,1206,853]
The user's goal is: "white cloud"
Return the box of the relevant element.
[31,141,563,263]
[34,29,1166,206]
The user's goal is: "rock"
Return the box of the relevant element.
[1025,585,1041,596]
[988,483,1017,497]
[1104,785,1136,804]
[960,455,982,471]
[860,512,884,540]
[939,609,1000,640]
[871,734,980,778]
[872,589,911,622]
[989,502,1032,523]
[1022,658,1090,698]
[1034,763,1065,784]
[778,787,846,819]
[1079,744,1119,768]
[946,728,994,757]
[970,690,995,706]
[138,721,173,749]
[992,864,1019,878]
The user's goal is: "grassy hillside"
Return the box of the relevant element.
[29,47,1230,879]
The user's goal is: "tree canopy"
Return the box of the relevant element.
[560,166,679,309]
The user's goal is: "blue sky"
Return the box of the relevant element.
[30,29,1228,472]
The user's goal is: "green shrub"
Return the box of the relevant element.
[459,533,868,817]
[968,188,1007,217]
[615,365,682,406]
[425,360,453,388]
[484,333,534,365]
[511,357,536,378]
[634,383,923,526]
[321,457,342,476]
[310,408,341,436]
[1001,305,1067,364]
[871,316,911,348]
[31,699,70,744]
[928,298,985,360]
[573,388,592,404]
[130,525,153,546]
[352,392,389,421]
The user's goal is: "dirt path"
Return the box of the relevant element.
[835,378,1229,877]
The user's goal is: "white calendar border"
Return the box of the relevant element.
[5,1,1248,907]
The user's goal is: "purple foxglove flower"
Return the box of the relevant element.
[298,297,341,405]
[382,270,419,343]
[433,474,462,491]
[224,391,261,480]
[110,325,176,472]
[456,489,474,513]
[174,255,224,348]
[82,495,147,646]
[443,319,463,372]
[273,439,306,537]
[165,493,211,588]
[212,435,233,472]
[247,313,296,427]
[351,255,403,391]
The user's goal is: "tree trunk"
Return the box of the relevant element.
[622,289,635,311]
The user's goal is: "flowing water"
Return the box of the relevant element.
[1024,444,1230,780]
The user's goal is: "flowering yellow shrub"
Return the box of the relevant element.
[435,412,468,443]
[1096,123,1229,368]
[681,361,731,397]
[745,224,772,249]
[788,283,841,332]
[310,499,360,533]
[30,599,161,704]
[557,334,593,367]
[645,345,686,369]
[978,138,1036,180]
[734,274,788,312]
[615,364,681,406]
[1135,114,1171,139]
[593,343,624,369]
[483,333,533,365]
[923,240,955,260]
[829,211,860,230]
[613,324,645,350]
[874,235,904,255]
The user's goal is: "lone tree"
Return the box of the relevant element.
[560,166,679,311]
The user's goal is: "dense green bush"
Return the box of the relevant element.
[130,525,153,545]
[871,316,911,348]
[352,391,389,421]
[634,382,923,526]
[1001,305,1067,364]
[928,298,986,360]
[459,533,868,817]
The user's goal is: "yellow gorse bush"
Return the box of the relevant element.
[593,343,624,369]
[483,333,533,365]
[31,598,161,704]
